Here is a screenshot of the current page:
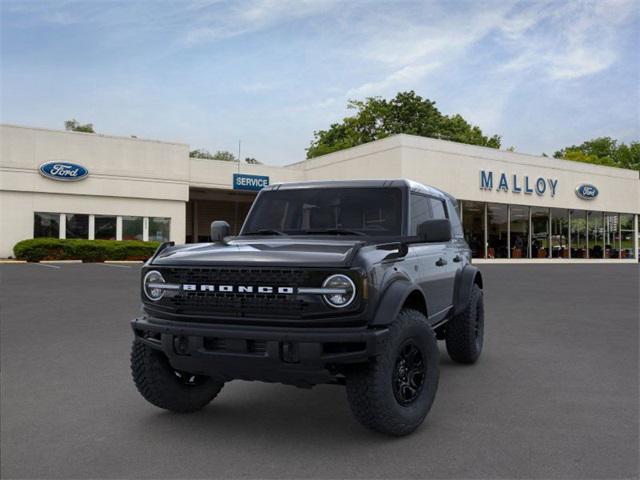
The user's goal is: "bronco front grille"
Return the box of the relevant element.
[157,267,323,319]
[166,267,310,286]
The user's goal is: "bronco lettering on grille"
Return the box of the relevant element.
[182,284,296,294]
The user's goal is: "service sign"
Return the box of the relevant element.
[575,184,598,200]
[39,161,89,182]
[233,173,269,191]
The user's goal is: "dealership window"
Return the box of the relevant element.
[531,207,550,259]
[620,214,636,259]
[487,203,508,259]
[571,210,587,258]
[65,214,89,239]
[603,213,619,259]
[461,201,485,258]
[509,205,529,259]
[551,209,570,259]
[122,216,143,241]
[588,211,604,258]
[149,217,170,242]
[95,215,117,240]
[34,212,60,238]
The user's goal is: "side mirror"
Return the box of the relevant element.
[417,219,451,243]
[210,220,230,242]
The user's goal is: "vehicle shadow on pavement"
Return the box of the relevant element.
[131,346,468,447]
[133,382,404,444]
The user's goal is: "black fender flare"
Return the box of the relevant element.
[453,264,483,316]
[370,278,426,327]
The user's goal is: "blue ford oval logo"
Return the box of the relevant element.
[39,161,89,182]
[575,184,598,200]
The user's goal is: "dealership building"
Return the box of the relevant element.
[1,123,638,262]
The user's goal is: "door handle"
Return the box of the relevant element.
[435,257,447,267]
[453,255,462,263]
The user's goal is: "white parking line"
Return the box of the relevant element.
[96,263,132,269]
[35,263,61,269]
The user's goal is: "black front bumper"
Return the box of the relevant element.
[131,316,388,386]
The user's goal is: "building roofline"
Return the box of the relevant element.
[284,135,401,167]
[0,123,190,147]
[397,133,639,179]
[288,133,639,179]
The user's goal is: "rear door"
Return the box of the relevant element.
[428,196,458,312]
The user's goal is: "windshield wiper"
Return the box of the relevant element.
[303,228,366,236]
[243,229,287,236]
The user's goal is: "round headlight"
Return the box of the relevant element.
[143,270,165,301]
[322,274,356,308]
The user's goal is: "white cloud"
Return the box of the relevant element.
[359,5,512,67]
[183,0,340,44]
[499,0,637,80]
[347,63,440,97]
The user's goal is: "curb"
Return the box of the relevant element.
[473,259,638,264]
[39,260,83,264]
[104,260,144,264]
[0,259,27,264]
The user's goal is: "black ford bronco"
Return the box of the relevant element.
[131,180,484,436]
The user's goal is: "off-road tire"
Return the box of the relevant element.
[345,309,439,436]
[131,340,224,413]
[445,283,484,364]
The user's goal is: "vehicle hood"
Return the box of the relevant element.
[151,238,365,267]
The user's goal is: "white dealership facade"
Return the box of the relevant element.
[1,124,638,261]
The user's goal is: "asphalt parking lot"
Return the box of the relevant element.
[1,263,638,479]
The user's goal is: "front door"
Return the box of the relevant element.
[408,193,458,321]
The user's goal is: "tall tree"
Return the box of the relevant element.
[554,137,640,172]
[306,91,501,158]
[64,119,94,133]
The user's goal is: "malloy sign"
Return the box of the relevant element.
[480,170,558,197]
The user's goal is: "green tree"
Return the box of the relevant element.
[212,150,237,162]
[189,149,237,161]
[190,149,215,159]
[244,157,261,164]
[554,137,640,171]
[306,91,501,158]
[64,119,94,133]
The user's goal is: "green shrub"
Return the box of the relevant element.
[13,238,161,262]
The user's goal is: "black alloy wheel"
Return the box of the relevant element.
[345,308,440,436]
[392,340,426,405]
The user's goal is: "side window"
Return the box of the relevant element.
[429,198,447,220]
[410,194,432,235]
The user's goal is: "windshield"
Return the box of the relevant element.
[241,187,403,236]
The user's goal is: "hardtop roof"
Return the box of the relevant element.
[265,179,454,201]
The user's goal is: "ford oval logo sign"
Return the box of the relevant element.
[575,184,598,200]
[39,161,89,182]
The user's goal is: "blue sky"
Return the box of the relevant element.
[2,0,639,165]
